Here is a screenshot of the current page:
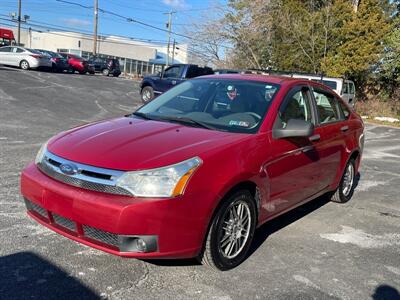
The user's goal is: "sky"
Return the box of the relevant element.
[0,0,227,46]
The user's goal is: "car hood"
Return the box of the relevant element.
[47,117,249,171]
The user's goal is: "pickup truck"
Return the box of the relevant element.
[140,64,213,103]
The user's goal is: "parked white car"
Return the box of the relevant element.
[286,74,356,106]
[0,46,52,70]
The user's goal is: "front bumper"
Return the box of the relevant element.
[21,163,208,258]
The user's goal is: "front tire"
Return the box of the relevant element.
[199,190,257,271]
[331,159,356,203]
[20,60,30,70]
[141,86,154,103]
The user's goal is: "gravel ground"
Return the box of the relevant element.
[0,67,399,300]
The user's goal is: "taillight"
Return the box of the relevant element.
[30,54,43,59]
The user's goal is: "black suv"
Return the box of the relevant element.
[88,56,121,77]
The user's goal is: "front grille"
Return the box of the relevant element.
[38,161,131,196]
[83,225,119,247]
[36,150,132,196]
[52,213,76,232]
[25,198,48,219]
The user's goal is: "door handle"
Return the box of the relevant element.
[309,134,320,142]
[171,80,177,85]
[341,125,349,132]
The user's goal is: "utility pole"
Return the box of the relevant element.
[164,11,176,66]
[352,0,360,13]
[93,0,98,55]
[172,39,176,64]
[17,0,21,45]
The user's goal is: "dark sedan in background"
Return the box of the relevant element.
[36,49,70,72]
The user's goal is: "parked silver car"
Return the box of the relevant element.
[0,46,52,70]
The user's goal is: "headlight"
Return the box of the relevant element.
[116,157,202,198]
[35,140,49,164]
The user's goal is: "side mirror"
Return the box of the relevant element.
[273,119,314,139]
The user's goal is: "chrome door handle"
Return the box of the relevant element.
[309,134,320,142]
[341,125,349,132]
[171,80,177,85]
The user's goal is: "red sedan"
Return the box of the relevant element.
[58,52,94,74]
[20,75,364,270]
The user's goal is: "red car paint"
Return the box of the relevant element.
[20,75,364,259]
[58,52,93,74]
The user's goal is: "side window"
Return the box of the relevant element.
[338,100,351,120]
[313,89,340,124]
[349,82,355,94]
[342,82,349,94]
[163,66,183,78]
[276,87,312,129]
[0,47,11,52]
[186,66,199,78]
[15,48,24,53]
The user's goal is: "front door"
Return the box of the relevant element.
[264,85,320,214]
[157,65,184,93]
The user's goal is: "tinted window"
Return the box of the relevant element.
[343,82,349,94]
[0,47,11,52]
[163,66,183,78]
[276,87,312,129]
[136,79,280,133]
[311,79,337,90]
[338,100,351,119]
[349,82,355,94]
[313,89,340,124]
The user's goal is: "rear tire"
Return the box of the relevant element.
[141,86,154,103]
[199,190,257,271]
[20,60,30,70]
[102,68,110,76]
[331,159,356,203]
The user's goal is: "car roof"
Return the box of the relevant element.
[201,73,310,85]
[199,73,338,94]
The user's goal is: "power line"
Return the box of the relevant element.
[54,0,233,49]
[0,19,173,48]
[0,14,170,44]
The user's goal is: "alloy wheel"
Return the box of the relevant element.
[342,163,354,197]
[218,200,251,259]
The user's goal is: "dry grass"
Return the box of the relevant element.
[355,98,400,127]
[355,98,400,118]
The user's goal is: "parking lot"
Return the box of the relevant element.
[1,67,399,300]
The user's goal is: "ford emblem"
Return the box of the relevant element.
[59,163,78,175]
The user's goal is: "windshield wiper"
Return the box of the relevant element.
[131,111,156,120]
[157,116,218,130]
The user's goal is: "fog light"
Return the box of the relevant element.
[136,238,147,252]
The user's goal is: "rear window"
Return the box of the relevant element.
[311,79,337,90]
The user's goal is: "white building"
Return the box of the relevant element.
[4,26,193,74]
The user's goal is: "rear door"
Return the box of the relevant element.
[310,86,345,190]
[265,85,321,213]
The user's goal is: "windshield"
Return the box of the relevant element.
[135,78,280,133]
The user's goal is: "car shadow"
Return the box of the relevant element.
[372,284,400,300]
[0,251,99,300]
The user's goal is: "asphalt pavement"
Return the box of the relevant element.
[0,67,399,300]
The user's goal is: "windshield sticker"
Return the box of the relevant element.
[229,120,250,127]
[226,85,238,100]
